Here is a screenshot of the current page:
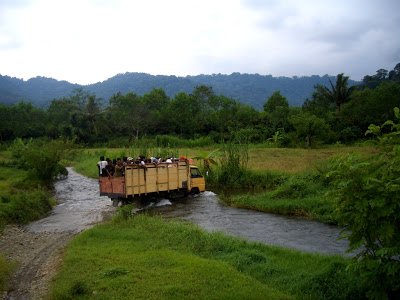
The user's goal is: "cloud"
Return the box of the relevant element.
[0,0,399,83]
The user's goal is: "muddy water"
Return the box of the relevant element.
[27,168,115,234]
[32,168,349,255]
[155,192,350,255]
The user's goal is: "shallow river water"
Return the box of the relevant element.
[29,168,350,255]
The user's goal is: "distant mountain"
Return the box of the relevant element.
[0,73,359,109]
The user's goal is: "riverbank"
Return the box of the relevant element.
[0,168,115,299]
[50,214,364,299]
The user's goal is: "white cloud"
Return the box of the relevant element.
[0,0,399,84]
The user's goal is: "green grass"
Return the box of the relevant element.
[247,145,378,173]
[0,254,15,295]
[50,215,364,300]
[224,172,337,224]
[0,152,55,230]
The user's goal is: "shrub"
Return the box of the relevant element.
[9,139,69,182]
[326,146,400,299]
[0,189,53,225]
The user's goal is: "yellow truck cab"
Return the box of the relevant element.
[99,160,205,203]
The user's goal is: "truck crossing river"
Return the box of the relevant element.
[99,160,205,205]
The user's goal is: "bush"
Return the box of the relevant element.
[9,139,69,182]
[302,261,366,300]
[326,146,400,299]
[0,189,54,226]
[212,140,249,186]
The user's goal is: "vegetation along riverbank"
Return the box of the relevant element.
[49,213,363,299]
[1,66,399,298]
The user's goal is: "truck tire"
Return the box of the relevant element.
[190,188,200,194]
[112,198,119,207]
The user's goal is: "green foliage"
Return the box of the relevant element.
[321,73,352,112]
[212,138,249,186]
[263,91,289,113]
[9,139,69,182]
[0,188,54,227]
[301,262,365,300]
[289,112,330,147]
[326,146,400,298]
[340,81,400,136]
[365,107,400,145]
[193,149,219,173]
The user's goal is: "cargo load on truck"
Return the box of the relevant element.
[98,158,205,204]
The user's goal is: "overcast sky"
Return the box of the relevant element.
[0,0,399,84]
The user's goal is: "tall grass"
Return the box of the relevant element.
[0,162,56,230]
[225,172,337,224]
[99,135,216,149]
[0,255,14,295]
[50,215,366,299]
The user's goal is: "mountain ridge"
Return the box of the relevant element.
[0,72,359,109]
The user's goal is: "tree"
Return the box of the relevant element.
[388,63,400,82]
[303,85,336,118]
[262,91,290,135]
[321,73,352,113]
[289,112,330,147]
[108,92,148,140]
[339,81,400,134]
[263,91,289,113]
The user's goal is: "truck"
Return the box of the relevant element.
[99,160,205,205]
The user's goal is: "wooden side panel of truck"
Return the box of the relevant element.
[99,161,205,199]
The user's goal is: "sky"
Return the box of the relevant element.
[0,0,399,85]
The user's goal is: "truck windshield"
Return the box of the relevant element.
[190,168,202,178]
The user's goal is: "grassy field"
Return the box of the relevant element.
[247,145,378,173]
[50,214,364,300]
[71,145,378,177]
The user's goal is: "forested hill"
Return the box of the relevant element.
[0,72,359,109]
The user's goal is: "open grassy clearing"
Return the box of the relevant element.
[50,214,363,300]
[247,145,378,173]
[71,145,378,177]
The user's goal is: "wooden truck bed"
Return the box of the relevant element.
[99,161,190,198]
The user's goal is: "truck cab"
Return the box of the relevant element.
[189,166,206,194]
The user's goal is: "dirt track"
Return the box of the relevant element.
[0,226,73,299]
[0,168,115,299]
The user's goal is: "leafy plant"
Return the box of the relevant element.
[326,144,400,298]
[216,139,249,186]
[9,139,69,182]
[193,149,219,174]
[365,107,400,145]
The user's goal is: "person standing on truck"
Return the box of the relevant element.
[105,158,114,176]
[114,158,124,177]
[97,156,108,177]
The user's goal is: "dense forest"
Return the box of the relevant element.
[0,63,399,146]
[0,72,359,109]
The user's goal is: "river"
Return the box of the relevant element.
[29,168,350,255]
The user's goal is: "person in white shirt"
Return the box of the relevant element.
[97,156,108,176]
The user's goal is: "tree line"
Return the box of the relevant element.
[0,63,399,147]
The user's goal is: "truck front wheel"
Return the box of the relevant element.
[190,188,200,194]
